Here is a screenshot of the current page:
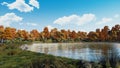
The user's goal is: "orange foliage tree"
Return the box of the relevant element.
[0,26,4,42]
[0,24,119,43]
[3,27,16,40]
[16,30,29,41]
[30,29,40,41]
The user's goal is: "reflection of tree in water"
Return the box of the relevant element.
[100,45,120,68]
[44,47,49,54]
[88,43,120,68]
[86,44,111,61]
[36,43,120,67]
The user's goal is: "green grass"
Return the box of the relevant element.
[0,42,120,68]
[0,43,78,68]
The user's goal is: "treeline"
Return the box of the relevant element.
[0,24,120,43]
[87,24,120,42]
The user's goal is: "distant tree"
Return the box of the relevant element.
[69,30,77,41]
[0,24,120,43]
[3,27,16,40]
[0,26,4,43]
[100,26,109,41]
[118,31,120,41]
[50,28,63,42]
[87,31,98,41]
[110,24,120,41]
[16,30,29,41]
[42,27,50,40]
[115,24,120,41]
[95,29,101,41]
[77,31,87,41]
[61,29,68,42]
[30,29,40,41]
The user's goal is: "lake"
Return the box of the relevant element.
[25,42,120,62]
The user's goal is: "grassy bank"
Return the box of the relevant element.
[0,42,120,68]
[0,43,78,68]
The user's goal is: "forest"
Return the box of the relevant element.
[0,24,120,43]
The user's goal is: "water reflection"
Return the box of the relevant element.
[28,43,120,62]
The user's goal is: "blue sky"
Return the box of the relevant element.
[0,0,120,32]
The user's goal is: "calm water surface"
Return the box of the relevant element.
[27,42,120,61]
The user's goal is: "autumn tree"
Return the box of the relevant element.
[3,27,16,40]
[99,26,109,41]
[60,29,68,42]
[30,29,40,41]
[16,30,29,41]
[115,24,120,41]
[69,30,77,41]
[95,29,101,41]
[0,24,120,43]
[109,24,120,41]
[118,31,120,41]
[41,27,50,41]
[77,31,87,41]
[50,28,63,42]
[67,30,71,41]
[87,31,99,41]
[0,25,4,42]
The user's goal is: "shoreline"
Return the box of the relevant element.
[29,41,120,45]
[1,42,120,68]
[21,42,120,51]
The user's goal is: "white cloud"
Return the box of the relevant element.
[1,2,8,5]
[114,14,119,18]
[1,0,39,12]
[29,0,39,9]
[97,18,113,25]
[19,22,39,26]
[26,23,38,26]
[54,13,96,26]
[0,13,23,27]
